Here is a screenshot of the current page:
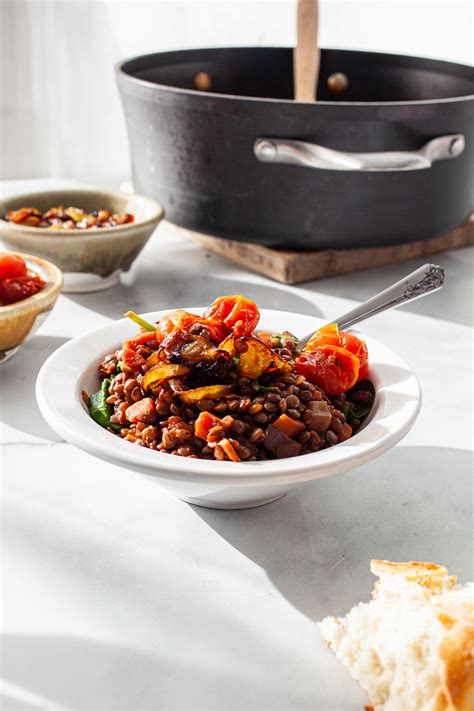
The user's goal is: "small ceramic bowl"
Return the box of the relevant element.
[0,189,164,293]
[0,252,63,363]
[36,309,422,509]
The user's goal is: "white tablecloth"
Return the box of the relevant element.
[1,179,472,711]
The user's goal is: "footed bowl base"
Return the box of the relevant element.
[178,492,288,510]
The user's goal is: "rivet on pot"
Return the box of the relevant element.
[327,72,349,93]
[449,135,465,157]
[194,72,213,91]
[255,140,277,162]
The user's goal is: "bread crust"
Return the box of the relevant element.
[319,560,473,711]
[371,560,473,710]
[371,560,449,577]
[435,607,474,710]
[370,559,458,591]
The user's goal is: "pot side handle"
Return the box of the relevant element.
[254,134,465,172]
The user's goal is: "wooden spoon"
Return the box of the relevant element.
[293,0,320,101]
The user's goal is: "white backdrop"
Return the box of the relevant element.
[1,0,472,183]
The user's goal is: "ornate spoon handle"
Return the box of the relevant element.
[301,263,446,342]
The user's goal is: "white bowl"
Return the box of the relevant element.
[36,309,421,509]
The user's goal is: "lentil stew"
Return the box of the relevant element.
[85,296,376,462]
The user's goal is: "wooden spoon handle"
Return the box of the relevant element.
[293,0,320,102]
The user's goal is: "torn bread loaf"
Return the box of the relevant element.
[318,560,473,710]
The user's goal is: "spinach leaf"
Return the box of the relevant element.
[251,380,280,393]
[88,378,121,430]
[342,379,376,421]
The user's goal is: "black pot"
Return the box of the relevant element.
[117,47,474,250]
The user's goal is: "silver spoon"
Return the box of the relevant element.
[300,263,446,344]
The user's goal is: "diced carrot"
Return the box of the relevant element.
[125,398,156,424]
[194,411,223,440]
[219,438,241,462]
[273,413,305,438]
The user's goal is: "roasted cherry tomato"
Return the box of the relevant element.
[155,309,226,343]
[204,295,259,338]
[121,330,159,373]
[295,345,359,395]
[156,310,199,341]
[0,275,45,305]
[0,254,28,281]
[121,347,146,373]
[305,324,369,380]
[305,324,340,350]
[128,331,158,347]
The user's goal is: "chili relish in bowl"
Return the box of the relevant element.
[2,205,134,230]
[0,253,45,306]
[0,251,62,363]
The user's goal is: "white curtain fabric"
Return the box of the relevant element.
[1,0,472,183]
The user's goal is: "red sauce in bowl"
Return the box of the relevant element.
[0,254,45,306]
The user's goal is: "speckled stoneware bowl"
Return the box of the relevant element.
[0,189,164,293]
[0,252,63,363]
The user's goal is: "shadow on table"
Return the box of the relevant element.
[193,445,473,622]
[3,448,469,710]
[0,335,69,441]
[66,263,322,322]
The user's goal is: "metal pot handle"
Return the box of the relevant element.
[254,134,465,172]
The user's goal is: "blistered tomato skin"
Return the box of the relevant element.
[305,324,369,382]
[341,333,369,380]
[305,324,340,351]
[155,309,226,344]
[121,332,158,373]
[295,345,360,396]
[0,254,28,281]
[156,310,200,342]
[204,295,260,338]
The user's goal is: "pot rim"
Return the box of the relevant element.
[116,45,474,107]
